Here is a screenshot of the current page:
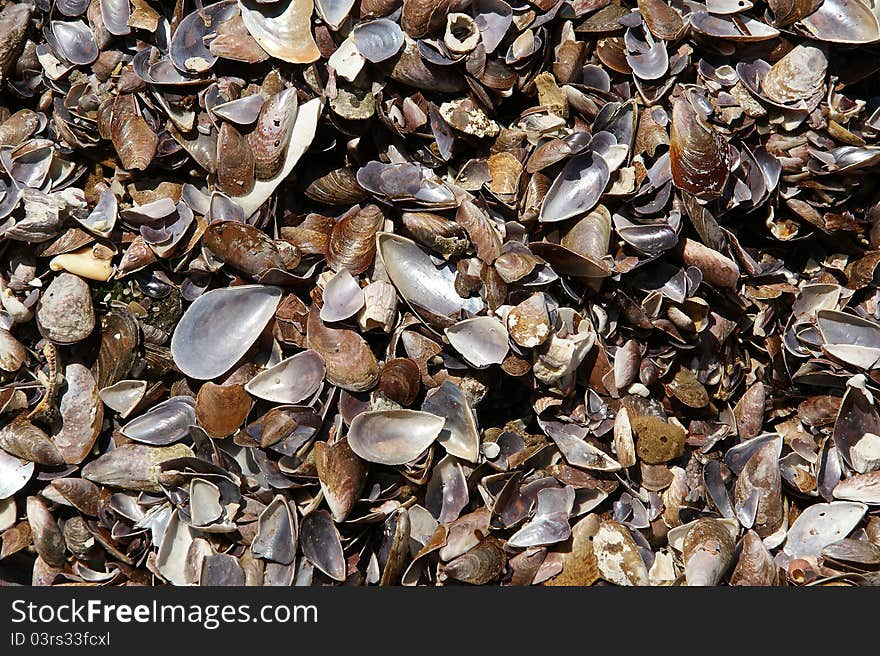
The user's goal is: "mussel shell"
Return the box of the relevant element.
[347,409,445,465]
[203,221,287,278]
[171,285,282,380]
[195,382,253,438]
[249,87,298,181]
[540,149,611,222]
[327,205,384,275]
[245,350,326,404]
[306,307,379,392]
[670,91,730,199]
[800,0,880,44]
[352,19,404,62]
[216,123,256,196]
[239,0,320,64]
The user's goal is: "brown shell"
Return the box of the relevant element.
[36,273,96,345]
[377,358,422,406]
[731,530,781,585]
[767,0,822,26]
[327,204,384,275]
[0,109,40,147]
[401,0,450,38]
[216,122,256,197]
[0,417,64,466]
[734,441,784,537]
[249,87,298,180]
[92,308,140,389]
[204,220,290,279]
[305,168,367,206]
[0,4,30,83]
[507,293,552,349]
[402,211,470,259]
[110,93,157,171]
[195,382,253,438]
[637,0,683,40]
[442,537,506,585]
[306,307,380,392]
[314,438,367,522]
[670,92,730,200]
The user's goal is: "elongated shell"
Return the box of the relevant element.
[328,205,384,275]
[670,91,730,199]
[442,538,506,584]
[248,88,298,180]
[682,518,735,586]
[306,307,379,391]
[110,93,157,172]
[0,4,31,83]
[217,123,256,196]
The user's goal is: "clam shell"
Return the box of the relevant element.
[82,443,195,493]
[51,20,98,66]
[171,285,282,380]
[509,486,575,548]
[540,147,611,223]
[377,232,484,324]
[328,205,384,275]
[422,381,480,462]
[314,439,366,522]
[248,88,298,181]
[301,510,347,581]
[0,4,31,83]
[442,538,506,584]
[783,501,867,558]
[377,358,421,406]
[444,317,509,368]
[245,350,325,404]
[507,293,552,348]
[239,0,320,64]
[761,46,826,109]
[52,364,103,464]
[800,0,880,44]
[320,269,365,322]
[217,123,256,196]
[252,495,298,565]
[670,90,730,199]
[347,409,445,465]
[833,471,880,504]
[195,382,252,438]
[306,307,379,392]
[352,19,404,63]
[110,94,157,172]
[36,273,95,344]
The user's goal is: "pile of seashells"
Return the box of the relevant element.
[1,0,880,586]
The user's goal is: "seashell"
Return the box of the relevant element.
[783,501,867,558]
[818,310,880,370]
[358,280,398,332]
[593,520,650,586]
[422,381,480,462]
[0,449,33,499]
[390,39,466,93]
[315,0,356,29]
[51,364,103,465]
[401,212,469,259]
[377,232,483,325]
[613,407,636,469]
[0,4,31,83]
[36,273,95,344]
[248,88,298,181]
[252,495,298,565]
[678,238,739,290]
[766,0,821,25]
[800,0,880,44]
[217,123,256,197]
[0,417,63,466]
[507,293,552,349]
[689,12,779,40]
[307,307,379,392]
[121,396,196,446]
[347,409,445,465]
[638,0,683,40]
[833,471,880,504]
[682,518,735,586]
[0,110,40,147]
[733,436,783,535]
[171,285,282,380]
[92,309,140,390]
[195,382,252,438]
[444,13,480,54]
[110,94,157,172]
[540,145,611,223]
[100,0,131,35]
[245,350,325,404]
[544,514,600,586]
[314,439,366,522]
[352,19,404,62]
[44,478,100,516]
[305,168,366,206]
[77,190,117,238]
[378,358,421,406]
[328,205,384,275]
[624,27,668,81]
[533,331,596,393]
[731,530,781,586]
[0,328,26,372]
[170,1,240,73]
[670,90,730,200]
[541,419,621,472]
[156,510,196,585]
[82,443,194,493]
[761,46,826,110]
[832,385,880,473]
[321,269,365,322]
[442,538,506,584]
[300,510,347,581]
[445,317,509,368]
[401,0,448,38]
[27,496,66,568]
[51,20,98,65]
[239,0,320,64]
[665,367,708,409]
[439,98,499,139]
[454,201,501,263]
[203,221,289,279]
[49,245,114,281]
[734,381,765,439]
